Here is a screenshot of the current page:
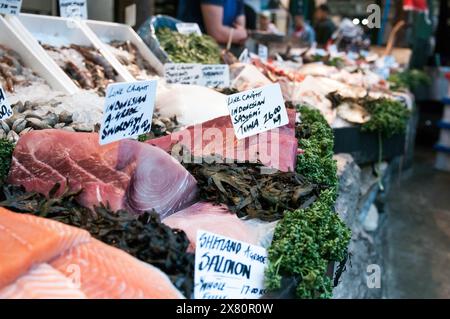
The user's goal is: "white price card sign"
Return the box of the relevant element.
[0,86,13,122]
[194,231,268,299]
[0,0,22,15]
[258,44,268,62]
[99,80,156,145]
[226,83,288,139]
[59,0,88,20]
[164,63,230,88]
[176,23,202,36]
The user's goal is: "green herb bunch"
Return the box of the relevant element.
[0,138,14,185]
[388,69,430,91]
[362,98,411,137]
[157,28,222,64]
[265,105,351,299]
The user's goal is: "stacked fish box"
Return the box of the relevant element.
[0,15,74,94]
[5,13,133,93]
[435,97,450,172]
[82,20,164,78]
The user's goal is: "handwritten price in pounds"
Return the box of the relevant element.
[240,285,267,296]
[263,105,282,126]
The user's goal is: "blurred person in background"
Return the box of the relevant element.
[258,10,281,34]
[314,4,336,47]
[293,15,315,46]
[178,0,248,45]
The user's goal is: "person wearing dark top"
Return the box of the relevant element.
[177,0,247,45]
[314,4,336,47]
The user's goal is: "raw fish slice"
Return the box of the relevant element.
[51,239,184,299]
[0,207,91,288]
[0,263,86,299]
[163,202,258,251]
[148,109,298,172]
[8,130,198,217]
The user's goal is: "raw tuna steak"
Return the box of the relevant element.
[7,130,197,217]
[148,109,298,172]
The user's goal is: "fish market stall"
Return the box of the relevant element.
[0,7,420,301]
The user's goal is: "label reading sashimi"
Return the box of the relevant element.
[59,0,88,20]
[194,230,268,299]
[0,0,22,15]
[0,86,13,122]
[226,83,288,140]
[99,80,157,145]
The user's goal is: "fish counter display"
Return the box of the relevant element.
[0,14,419,300]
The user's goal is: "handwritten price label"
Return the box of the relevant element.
[0,86,13,122]
[226,83,289,140]
[164,63,230,88]
[176,23,202,36]
[194,231,268,299]
[59,0,88,20]
[99,80,157,145]
[0,0,22,15]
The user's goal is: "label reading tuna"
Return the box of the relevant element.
[176,23,202,36]
[59,0,88,20]
[194,231,268,299]
[164,63,230,88]
[0,86,13,122]
[0,0,22,15]
[226,83,289,140]
[99,80,157,145]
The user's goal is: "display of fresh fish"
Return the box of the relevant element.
[163,202,259,251]
[7,130,197,217]
[0,207,184,299]
[147,109,298,172]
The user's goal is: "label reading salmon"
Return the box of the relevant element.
[99,80,157,145]
[226,83,288,140]
[59,0,88,20]
[0,85,13,122]
[164,63,230,88]
[0,0,22,15]
[194,230,268,299]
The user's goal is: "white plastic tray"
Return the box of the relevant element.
[83,19,164,77]
[7,13,134,86]
[0,15,78,94]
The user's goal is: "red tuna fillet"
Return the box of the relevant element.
[147,109,298,172]
[7,130,197,218]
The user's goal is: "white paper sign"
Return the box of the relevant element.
[99,80,156,145]
[0,86,13,122]
[258,44,268,62]
[59,0,88,20]
[176,23,202,36]
[194,231,268,299]
[164,63,230,88]
[0,0,22,15]
[238,48,250,63]
[227,83,288,139]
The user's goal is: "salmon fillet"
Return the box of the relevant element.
[0,263,86,299]
[0,207,91,288]
[0,208,183,299]
[51,239,184,299]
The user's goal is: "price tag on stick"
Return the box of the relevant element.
[226,83,289,139]
[99,80,157,145]
[59,0,88,19]
[194,231,268,299]
[0,85,13,122]
[0,0,22,15]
